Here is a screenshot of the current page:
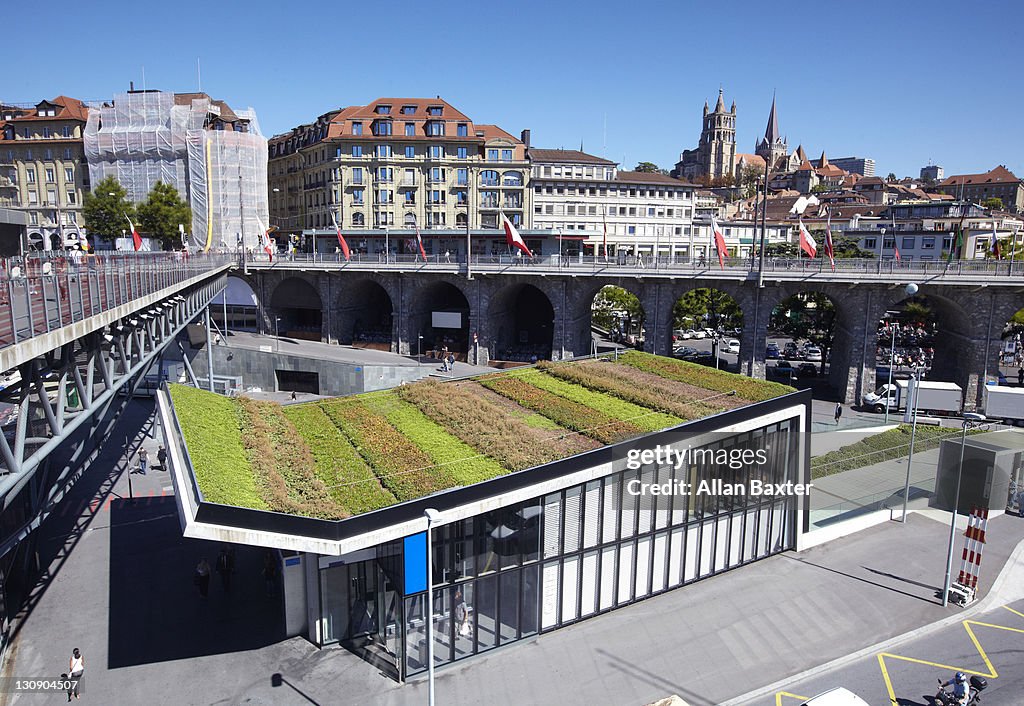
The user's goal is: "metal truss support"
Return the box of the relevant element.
[0,273,227,556]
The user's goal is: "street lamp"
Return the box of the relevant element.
[423,507,441,706]
[275,316,282,353]
[941,412,987,607]
[417,334,423,367]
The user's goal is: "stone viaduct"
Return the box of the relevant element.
[234,258,1023,409]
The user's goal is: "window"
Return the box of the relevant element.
[62,126,71,138]
[376,145,392,158]
[882,237,895,249]
[864,238,877,249]
[45,168,55,183]
[64,167,74,182]
[377,167,393,182]
[503,171,523,186]
[427,106,443,116]
[922,237,936,249]
[401,105,417,115]
[404,191,415,204]
[29,212,38,225]
[26,168,36,183]
[487,148,499,161]
[502,149,513,161]
[373,120,392,136]
[456,189,468,205]
[426,121,445,136]
[351,167,363,184]
[457,146,468,159]
[66,191,76,204]
[430,167,446,182]
[375,105,391,115]
[405,123,416,136]
[457,123,468,137]
[352,122,363,135]
[428,145,443,159]
[428,190,445,204]
[901,237,915,250]
[628,225,636,235]
[44,149,52,160]
[28,191,38,204]
[378,189,392,204]
[480,170,499,186]
[480,191,499,208]
[456,168,468,186]
[404,146,415,159]
[42,127,51,138]
[352,212,365,226]
[352,145,363,157]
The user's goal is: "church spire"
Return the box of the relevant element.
[715,88,726,113]
[765,93,780,144]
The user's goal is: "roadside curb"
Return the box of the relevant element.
[719,534,1024,706]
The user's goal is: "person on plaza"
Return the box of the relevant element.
[454,589,470,637]
[939,671,969,705]
[67,647,84,701]
[194,558,211,598]
[156,445,167,470]
[1018,367,1023,386]
[138,447,148,475]
[834,403,843,425]
[446,352,456,374]
[216,547,234,592]
[698,253,707,268]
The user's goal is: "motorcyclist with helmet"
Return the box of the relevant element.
[938,672,970,705]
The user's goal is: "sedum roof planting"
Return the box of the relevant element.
[170,352,794,519]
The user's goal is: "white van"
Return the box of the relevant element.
[799,687,870,706]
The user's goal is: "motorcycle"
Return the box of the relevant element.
[935,675,987,705]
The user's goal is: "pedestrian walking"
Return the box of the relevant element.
[156,445,167,471]
[194,558,211,597]
[1018,367,1023,386]
[834,402,843,425]
[446,353,455,374]
[216,547,233,592]
[138,447,148,475]
[67,647,84,700]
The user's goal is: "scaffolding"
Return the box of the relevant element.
[84,90,268,251]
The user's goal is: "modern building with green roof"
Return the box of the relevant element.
[158,351,809,681]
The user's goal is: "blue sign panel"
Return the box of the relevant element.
[404,532,427,595]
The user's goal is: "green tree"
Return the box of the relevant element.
[592,285,644,335]
[740,164,762,199]
[771,293,837,373]
[137,181,193,250]
[765,242,799,257]
[833,236,875,259]
[634,161,664,174]
[83,176,135,242]
[982,197,1004,211]
[886,172,898,182]
[672,288,743,331]
[810,183,829,193]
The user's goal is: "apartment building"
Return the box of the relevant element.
[268,98,530,256]
[529,148,699,259]
[0,97,90,250]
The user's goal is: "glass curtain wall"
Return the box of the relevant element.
[399,418,800,679]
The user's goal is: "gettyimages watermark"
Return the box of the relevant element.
[614,432,812,498]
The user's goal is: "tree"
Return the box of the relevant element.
[83,176,135,242]
[673,288,743,331]
[765,242,799,257]
[832,236,875,259]
[771,293,837,373]
[634,161,664,174]
[592,286,645,335]
[810,183,829,194]
[740,164,761,199]
[886,172,898,183]
[137,181,193,250]
[982,197,1004,211]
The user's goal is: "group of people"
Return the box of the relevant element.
[439,346,457,373]
[194,548,278,599]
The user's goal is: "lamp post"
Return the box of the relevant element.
[884,320,897,425]
[896,283,920,521]
[417,334,423,367]
[275,316,281,353]
[423,507,441,706]
[941,412,987,606]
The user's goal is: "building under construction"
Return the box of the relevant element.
[83,89,268,251]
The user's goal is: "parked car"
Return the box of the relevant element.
[673,346,698,359]
[766,343,780,359]
[804,346,823,362]
[798,362,818,378]
[726,339,740,354]
[783,342,799,359]
[690,329,706,340]
[673,329,691,341]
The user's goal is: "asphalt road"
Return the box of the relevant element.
[751,597,1024,706]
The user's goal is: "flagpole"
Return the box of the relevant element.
[466,215,472,280]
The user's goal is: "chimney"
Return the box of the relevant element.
[521,129,531,148]
[130,81,135,91]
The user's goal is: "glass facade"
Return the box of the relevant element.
[315,417,801,681]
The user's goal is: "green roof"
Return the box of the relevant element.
[169,351,794,520]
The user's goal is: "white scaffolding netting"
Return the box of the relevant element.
[84,91,268,251]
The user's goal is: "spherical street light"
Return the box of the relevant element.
[905,283,919,297]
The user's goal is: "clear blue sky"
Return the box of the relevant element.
[6,0,1022,179]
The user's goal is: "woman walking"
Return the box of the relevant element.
[67,647,84,700]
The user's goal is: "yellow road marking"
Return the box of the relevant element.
[775,691,808,705]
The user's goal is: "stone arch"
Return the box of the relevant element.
[211,274,259,332]
[765,285,851,397]
[1000,304,1024,387]
[269,276,323,340]
[573,281,648,357]
[488,282,555,362]
[665,283,749,371]
[408,280,472,358]
[334,278,395,349]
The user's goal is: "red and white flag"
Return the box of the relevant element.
[799,219,817,258]
[501,212,533,258]
[415,226,427,261]
[893,240,901,261]
[330,213,350,261]
[711,215,728,269]
[601,207,609,259]
[125,213,141,251]
[824,210,836,272]
[256,217,274,262]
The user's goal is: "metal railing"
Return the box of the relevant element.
[0,251,232,350]
[242,250,1024,280]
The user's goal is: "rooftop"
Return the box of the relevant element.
[528,148,617,166]
[170,352,793,520]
